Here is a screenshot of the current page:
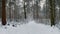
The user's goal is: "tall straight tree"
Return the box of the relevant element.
[36,1,39,19]
[2,0,6,25]
[49,0,55,26]
[24,1,27,19]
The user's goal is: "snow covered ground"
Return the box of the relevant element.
[0,20,60,34]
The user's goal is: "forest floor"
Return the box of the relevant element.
[0,20,60,34]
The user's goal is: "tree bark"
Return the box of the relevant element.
[24,2,27,19]
[49,0,55,26]
[2,0,6,25]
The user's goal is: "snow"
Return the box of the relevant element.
[39,0,46,10]
[0,20,60,34]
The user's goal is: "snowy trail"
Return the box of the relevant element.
[0,20,60,34]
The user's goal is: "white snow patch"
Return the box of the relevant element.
[0,20,60,34]
[39,0,46,10]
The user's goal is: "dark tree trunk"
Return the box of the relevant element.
[49,0,55,26]
[2,0,6,25]
[24,2,27,19]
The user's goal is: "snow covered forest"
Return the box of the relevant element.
[0,0,60,34]
[0,0,60,26]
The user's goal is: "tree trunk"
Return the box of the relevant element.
[2,0,6,25]
[36,1,38,19]
[49,0,55,26]
[24,2,27,19]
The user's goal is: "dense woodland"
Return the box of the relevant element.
[0,0,60,26]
